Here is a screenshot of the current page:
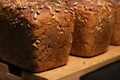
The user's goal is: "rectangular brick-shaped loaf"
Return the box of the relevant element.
[71,0,114,57]
[0,0,74,72]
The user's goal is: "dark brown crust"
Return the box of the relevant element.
[0,0,74,72]
[53,0,114,57]
[69,0,114,57]
[110,0,120,45]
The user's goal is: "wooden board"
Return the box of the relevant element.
[22,46,120,80]
[0,61,23,80]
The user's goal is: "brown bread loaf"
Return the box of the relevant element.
[110,0,120,45]
[0,0,74,72]
[72,0,114,57]
[57,0,114,57]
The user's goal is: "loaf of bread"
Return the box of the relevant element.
[72,0,114,57]
[57,0,114,57]
[110,0,120,45]
[0,0,74,72]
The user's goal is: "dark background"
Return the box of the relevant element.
[80,60,120,80]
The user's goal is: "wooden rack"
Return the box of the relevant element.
[0,46,120,80]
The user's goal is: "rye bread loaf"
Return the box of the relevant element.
[72,0,114,57]
[110,0,120,45]
[58,0,114,57]
[0,0,74,72]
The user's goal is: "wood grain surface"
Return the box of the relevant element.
[22,46,120,80]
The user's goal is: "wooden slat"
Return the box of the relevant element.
[0,62,23,80]
[0,72,22,80]
[0,62,9,73]
[22,46,120,80]
[0,72,23,80]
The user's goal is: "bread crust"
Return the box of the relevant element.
[110,0,120,45]
[61,0,114,57]
[0,0,74,72]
